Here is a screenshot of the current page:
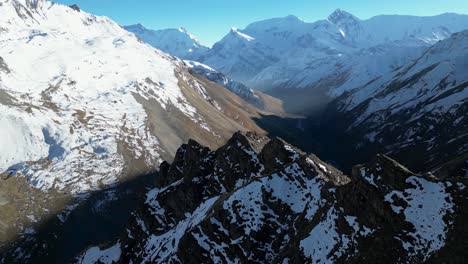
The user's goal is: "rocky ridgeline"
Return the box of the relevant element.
[77,132,467,264]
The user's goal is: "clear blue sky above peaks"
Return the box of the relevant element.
[55,0,468,47]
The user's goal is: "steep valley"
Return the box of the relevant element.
[0,0,467,263]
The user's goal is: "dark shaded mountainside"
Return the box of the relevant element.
[319,30,468,174]
[76,132,467,264]
[255,30,468,177]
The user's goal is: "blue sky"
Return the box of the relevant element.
[55,0,468,46]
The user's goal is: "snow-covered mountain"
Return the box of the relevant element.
[191,10,468,92]
[266,39,431,113]
[0,0,280,246]
[0,0,272,192]
[123,25,279,111]
[125,10,468,116]
[184,60,263,107]
[321,30,468,171]
[1,1,467,262]
[75,132,467,263]
[123,24,208,59]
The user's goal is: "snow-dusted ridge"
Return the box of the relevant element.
[76,133,465,263]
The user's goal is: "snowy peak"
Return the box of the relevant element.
[328,8,359,24]
[193,11,468,91]
[178,27,204,43]
[328,8,362,40]
[124,23,206,47]
[0,0,267,193]
[123,24,208,58]
[123,23,146,32]
[176,26,204,44]
[243,14,304,34]
[228,27,255,41]
[178,26,189,33]
[419,29,468,61]
[2,0,42,23]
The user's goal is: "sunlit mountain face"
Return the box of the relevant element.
[0,1,467,263]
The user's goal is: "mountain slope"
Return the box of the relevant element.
[124,11,468,115]
[122,26,280,111]
[123,24,208,59]
[184,60,265,108]
[75,132,467,263]
[321,30,468,172]
[0,0,269,192]
[124,10,468,114]
[193,10,468,91]
[0,0,276,247]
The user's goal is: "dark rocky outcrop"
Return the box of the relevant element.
[69,4,80,12]
[76,132,467,264]
[0,57,10,74]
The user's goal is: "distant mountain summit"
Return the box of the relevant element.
[327,8,359,24]
[204,10,468,90]
[126,10,468,94]
[123,24,209,58]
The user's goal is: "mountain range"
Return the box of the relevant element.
[320,29,468,172]
[122,24,209,59]
[126,9,468,101]
[126,9,468,173]
[0,0,467,263]
[0,0,285,257]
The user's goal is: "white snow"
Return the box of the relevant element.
[183,59,260,104]
[223,162,323,236]
[230,27,255,41]
[192,225,236,263]
[0,111,49,172]
[123,24,208,58]
[301,207,375,263]
[346,30,468,132]
[284,144,300,160]
[189,10,468,91]
[360,168,379,188]
[142,196,219,263]
[384,176,455,259]
[80,242,122,264]
[344,215,374,237]
[144,179,183,225]
[0,0,209,192]
[300,208,347,263]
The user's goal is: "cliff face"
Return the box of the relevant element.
[77,132,466,263]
